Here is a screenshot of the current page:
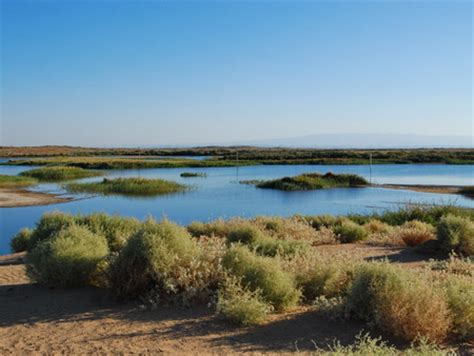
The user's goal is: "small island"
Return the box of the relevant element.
[180,172,207,178]
[242,172,369,191]
[66,177,187,197]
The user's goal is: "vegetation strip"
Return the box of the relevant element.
[65,177,186,196]
[0,174,38,188]
[20,166,103,181]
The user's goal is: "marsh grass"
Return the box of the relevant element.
[0,174,37,188]
[20,166,102,181]
[249,172,368,191]
[66,177,186,197]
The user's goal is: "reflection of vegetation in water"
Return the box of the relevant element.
[243,172,368,191]
[180,172,207,178]
[66,177,186,197]
[459,186,474,198]
[0,174,37,188]
[20,166,102,182]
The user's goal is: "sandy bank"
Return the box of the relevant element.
[0,188,72,208]
[378,184,464,195]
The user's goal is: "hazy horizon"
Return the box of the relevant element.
[1,1,472,146]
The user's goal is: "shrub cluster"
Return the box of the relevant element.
[437,214,474,256]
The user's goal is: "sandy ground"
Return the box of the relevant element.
[0,188,72,208]
[378,184,464,195]
[1,246,472,355]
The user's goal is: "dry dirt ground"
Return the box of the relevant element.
[0,246,471,355]
[0,188,72,208]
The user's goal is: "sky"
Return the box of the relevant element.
[1,0,472,147]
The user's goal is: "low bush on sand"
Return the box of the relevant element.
[76,213,141,252]
[443,276,474,339]
[222,245,300,311]
[345,262,451,342]
[0,174,37,188]
[333,219,368,243]
[397,220,435,247]
[20,166,102,181]
[108,219,218,304]
[28,211,77,250]
[437,214,474,256]
[363,219,391,234]
[66,177,186,197]
[216,275,272,326]
[10,228,33,252]
[27,225,109,287]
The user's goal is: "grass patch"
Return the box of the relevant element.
[0,174,37,188]
[249,172,368,191]
[66,177,186,197]
[180,172,207,178]
[20,166,102,182]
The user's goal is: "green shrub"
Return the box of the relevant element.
[301,215,342,230]
[252,235,306,257]
[10,228,33,252]
[437,214,474,256]
[222,245,300,311]
[345,262,451,342]
[376,205,473,226]
[28,211,76,250]
[227,225,265,244]
[217,276,271,326]
[444,277,474,338]
[108,219,212,303]
[187,220,230,237]
[333,219,368,243]
[298,264,353,301]
[398,220,435,247]
[77,213,141,252]
[27,225,109,287]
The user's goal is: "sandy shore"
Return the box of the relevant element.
[0,188,72,208]
[0,247,472,354]
[378,184,464,195]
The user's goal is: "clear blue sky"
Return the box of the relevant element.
[1,0,472,147]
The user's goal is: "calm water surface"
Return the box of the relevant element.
[0,163,472,254]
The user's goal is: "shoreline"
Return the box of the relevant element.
[0,188,73,208]
[378,184,465,195]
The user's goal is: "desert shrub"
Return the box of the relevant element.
[430,255,474,277]
[227,224,265,244]
[187,219,230,237]
[398,220,435,247]
[77,213,141,252]
[27,225,109,287]
[333,219,368,243]
[316,332,450,356]
[302,215,342,230]
[108,219,217,304]
[222,245,300,311]
[217,275,272,326]
[299,263,353,301]
[376,205,473,226]
[252,235,307,257]
[437,214,474,256]
[363,219,391,234]
[10,228,33,252]
[28,211,76,250]
[345,262,451,342]
[444,276,474,338]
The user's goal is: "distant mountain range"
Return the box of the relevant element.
[224,133,473,149]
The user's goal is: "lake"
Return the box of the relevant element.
[0,163,472,254]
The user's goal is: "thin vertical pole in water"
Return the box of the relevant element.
[236,150,239,180]
[369,153,373,184]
